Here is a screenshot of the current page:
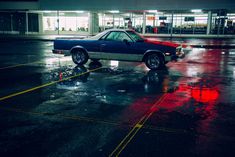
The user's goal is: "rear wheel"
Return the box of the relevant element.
[145,53,164,70]
[71,49,88,65]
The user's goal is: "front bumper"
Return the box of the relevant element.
[175,46,185,58]
[176,45,192,59]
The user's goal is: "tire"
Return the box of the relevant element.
[71,49,88,65]
[144,53,164,70]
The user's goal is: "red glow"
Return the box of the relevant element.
[145,39,180,48]
[191,88,219,103]
[59,72,63,80]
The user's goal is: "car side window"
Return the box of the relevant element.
[116,32,132,42]
[100,33,109,40]
[105,32,119,41]
[105,31,132,42]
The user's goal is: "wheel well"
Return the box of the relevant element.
[70,47,87,55]
[142,51,165,62]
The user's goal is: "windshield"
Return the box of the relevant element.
[126,30,144,42]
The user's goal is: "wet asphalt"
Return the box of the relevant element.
[0,40,235,157]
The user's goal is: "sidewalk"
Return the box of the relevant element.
[1,33,235,48]
[145,36,235,49]
[0,34,87,41]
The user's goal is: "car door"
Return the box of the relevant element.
[99,31,135,61]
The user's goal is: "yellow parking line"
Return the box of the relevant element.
[0,61,42,70]
[0,105,191,135]
[0,106,120,126]
[0,67,101,101]
[109,94,168,157]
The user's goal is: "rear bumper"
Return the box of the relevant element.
[52,49,70,56]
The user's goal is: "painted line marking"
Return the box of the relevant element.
[0,61,43,70]
[0,106,193,136]
[0,67,101,101]
[0,56,68,70]
[0,106,120,126]
[109,94,168,157]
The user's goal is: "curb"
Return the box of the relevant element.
[1,37,235,49]
[191,45,235,49]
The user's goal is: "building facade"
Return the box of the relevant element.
[0,0,235,36]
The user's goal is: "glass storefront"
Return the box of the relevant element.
[227,13,235,34]
[173,13,208,34]
[148,12,172,34]
[42,10,235,35]
[0,10,235,35]
[132,13,144,33]
[98,12,126,31]
[211,12,235,35]
[42,11,89,35]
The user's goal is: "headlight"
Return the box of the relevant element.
[176,46,185,58]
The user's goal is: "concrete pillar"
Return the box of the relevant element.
[142,11,146,34]
[38,13,43,34]
[25,11,28,34]
[170,11,174,37]
[10,14,13,32]
[103,13,105,31]
[57,11,59,35]
[118,17,121,28]
[207,11,212,35]
[89,12,99,35]
[133,14,135,28]
[130,13,134,28]
[112,14,115,28]
[153,14,156,27]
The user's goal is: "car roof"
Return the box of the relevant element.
[89,29,134,40]
[106,28,134,32]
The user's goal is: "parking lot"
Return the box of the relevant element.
[0,40,235,157]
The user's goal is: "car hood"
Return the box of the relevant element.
[144,39,180,48]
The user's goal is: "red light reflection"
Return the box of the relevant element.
[59,72,63,80]
[191,87,219,103]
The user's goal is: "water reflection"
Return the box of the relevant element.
[142,70,170,93]
[88,60,103,69]
[191,87,219,103]
[57,65,89,90]
[188,78,219,103]
[55,62,172,95]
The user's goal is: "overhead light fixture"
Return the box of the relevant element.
[75,11,85,13]
[43,10,52,13]
[109,10,120,13]
[147,10,158,13]
[191,9,202,13]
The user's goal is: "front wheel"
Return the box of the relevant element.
[144,54,164,70]
[71,49,88,65]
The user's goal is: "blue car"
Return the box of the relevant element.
[53,29,184,70]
